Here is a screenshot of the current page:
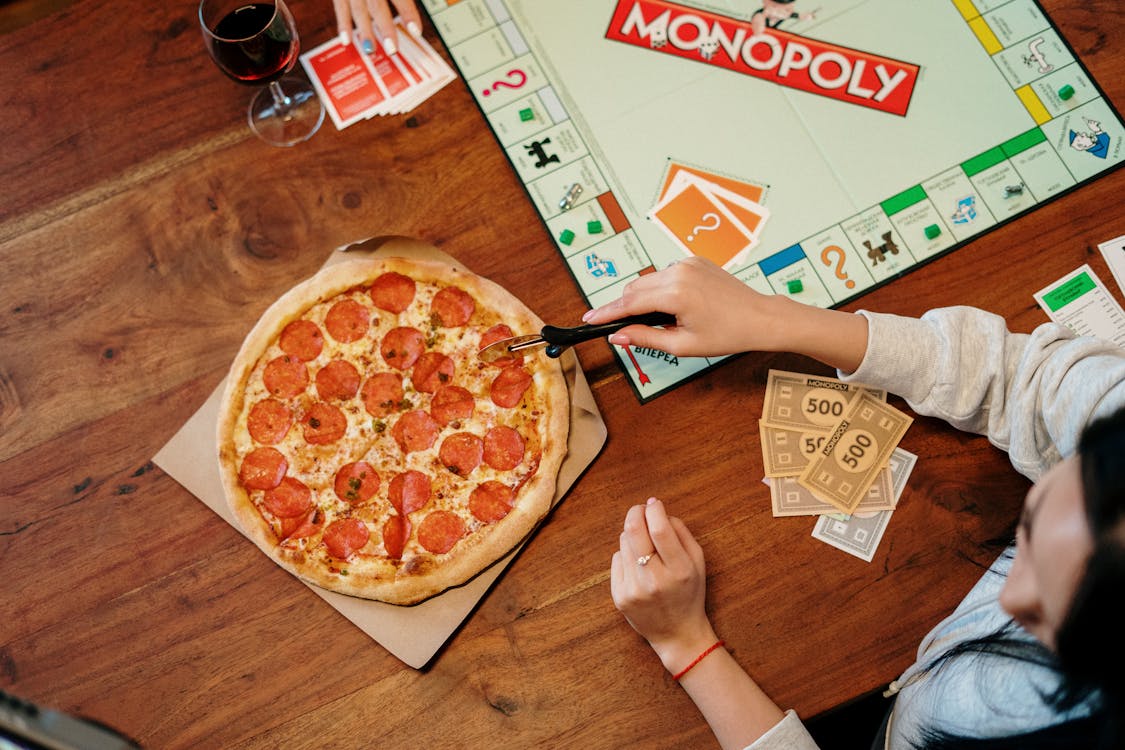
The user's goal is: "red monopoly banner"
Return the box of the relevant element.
[606,0,919,116]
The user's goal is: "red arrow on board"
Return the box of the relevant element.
[621,346,651,385]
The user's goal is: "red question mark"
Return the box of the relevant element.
[482,69,528,96]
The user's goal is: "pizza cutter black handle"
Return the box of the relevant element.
[540,311,677,356]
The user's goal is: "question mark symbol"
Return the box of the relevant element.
[687,213,721,242]
[820,245,855,288]
[482,69,528,96]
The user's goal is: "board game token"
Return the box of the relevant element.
[519,107,535,121]
[587,220,603,234]
[559,229,575,245]
[924,224,941,239]
[787,279,803,294]
[558,183,583,211]
[1058,84,1075,101]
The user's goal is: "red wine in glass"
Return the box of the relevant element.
[200,0,323,146]
[210,3,296,84]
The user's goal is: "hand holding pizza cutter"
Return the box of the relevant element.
[478,311,676,362]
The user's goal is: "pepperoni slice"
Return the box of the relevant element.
[262,355,309,399]
[479,324,524,368]
[302,402,347,445]
[370,272,416,313]
[381,327,425,370]
[315,359,361,401]
[334,461,380,504]
[469,481,515,523]
[388,470,432,515]
[247,398,293,445]
[412,352,455,394]
[279,320,324,361]
[483,426,525,471]
[382,515,410,560]
[279,508,323,543]
[392,410,440,454]
[430,385,474,426]
[324,299,370,343]
[430,286,475,327]
[439,432,484,477]
[361,372,405,417]
[239,447,288,490]
[417,510,467,555]
[262,476,312,518]
[490,366,532,408]
[322,517,370,560]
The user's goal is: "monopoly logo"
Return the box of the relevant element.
[606,0,919,116]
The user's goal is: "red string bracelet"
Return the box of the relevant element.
[673,640,725,681]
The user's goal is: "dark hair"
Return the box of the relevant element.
[914,406,1125,750]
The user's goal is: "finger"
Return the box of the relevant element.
[610,550,624,606]
[332,0,353,41]
[670,516,705,570]
[582,273,673,324]
[365,0,398,53]
[622,503,656,561]
[349,0,376,51]
[607,324,681,352]
[390,0,423,35]
[644,499,690,568]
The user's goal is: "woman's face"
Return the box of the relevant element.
[999,456,1094,650]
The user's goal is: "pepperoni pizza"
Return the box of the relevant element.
[217,257,569,605]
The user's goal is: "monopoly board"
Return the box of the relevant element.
[420,0,1124,401]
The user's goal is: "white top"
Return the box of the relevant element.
[744,306,1125,750]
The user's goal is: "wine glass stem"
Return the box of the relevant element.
[268,80,293,118]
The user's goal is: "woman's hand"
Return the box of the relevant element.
[582,257,787,358]
[583,256,870,373]
[610,497,719,674]
[333,0,423,55]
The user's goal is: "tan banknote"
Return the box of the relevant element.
[797,392,913,514]
[761,370,885,433]
[760,423,831,477]
[769,463,896,517]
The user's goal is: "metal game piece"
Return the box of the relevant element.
[559,183,583,210]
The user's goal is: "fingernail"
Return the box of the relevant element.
[339,31,351,46]
[581,309,594,322]
[608,333,629,345]
[362,39,375,54]
[407,21,421,36]
[647,497,658,505]
[383,37,397,55]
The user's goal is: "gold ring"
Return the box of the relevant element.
[636,553,654,567]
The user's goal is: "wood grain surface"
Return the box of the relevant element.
[1,1,1122,747]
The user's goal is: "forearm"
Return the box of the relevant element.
[677,649,787,750]
[755,296,869,374]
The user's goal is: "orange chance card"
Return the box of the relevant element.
[650,183,754,267]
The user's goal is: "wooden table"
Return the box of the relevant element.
[1,1,1122,747]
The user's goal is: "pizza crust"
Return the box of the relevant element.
[217,257,569,605]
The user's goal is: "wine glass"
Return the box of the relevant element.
[199,0,324,147]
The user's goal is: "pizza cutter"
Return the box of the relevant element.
[477,311,676,362]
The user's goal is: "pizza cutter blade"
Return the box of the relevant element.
[476,311,676,362]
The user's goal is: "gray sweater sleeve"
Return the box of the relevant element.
[838,306,1125,481]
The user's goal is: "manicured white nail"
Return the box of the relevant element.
[383,36,397,54]
[338,31,350,46]
[407,21,421,36]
